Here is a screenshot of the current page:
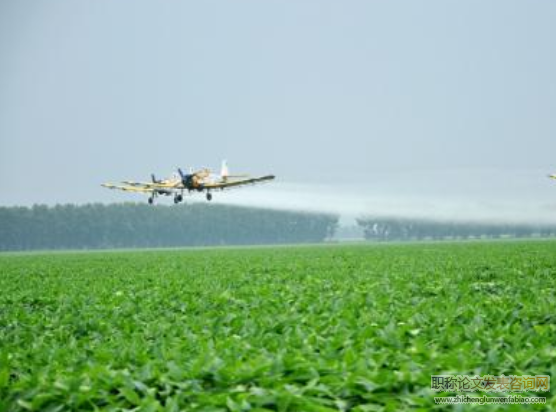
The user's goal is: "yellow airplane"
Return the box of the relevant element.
[550,174,556,180]
[102,161,275,204]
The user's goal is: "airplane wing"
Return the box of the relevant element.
[101,183,154,193]
[122,181,180,189]
[203,175,275,189]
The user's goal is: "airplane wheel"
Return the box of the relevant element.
[206,193,212,201]
[173,196,179,204]
[148,197,154,205]
[177,194,183,203]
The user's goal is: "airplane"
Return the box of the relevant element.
[549,174,556,180]
[102,161,275,205]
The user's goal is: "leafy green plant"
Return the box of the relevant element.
[1,241,555,410]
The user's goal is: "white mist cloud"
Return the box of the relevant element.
[214,169,556,225]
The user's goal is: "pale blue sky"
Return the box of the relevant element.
[1,1,555,221]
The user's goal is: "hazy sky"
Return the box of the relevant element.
[1,1,556,223]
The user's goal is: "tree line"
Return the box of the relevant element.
[0,203,339,251]
[357,216,556,241]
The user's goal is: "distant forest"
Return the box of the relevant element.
[357,216,556,241]
[4,204,555,251]
[0,203,339,251]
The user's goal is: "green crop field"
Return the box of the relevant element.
[1,241,555,411]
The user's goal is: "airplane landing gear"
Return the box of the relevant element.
[206,192,213,201]
[148,196,154,205]
[174,194,183,204]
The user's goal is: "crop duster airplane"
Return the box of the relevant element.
[102,161,275,204]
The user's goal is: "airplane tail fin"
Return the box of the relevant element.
[220,160,229,179]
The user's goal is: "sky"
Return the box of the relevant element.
[1,0,556,224]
